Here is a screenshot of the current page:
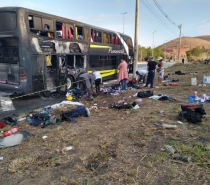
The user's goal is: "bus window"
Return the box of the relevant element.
[120,35,127,44]
[100,56,109,60]
[43,19,54,38]
[42,18,53,32]
[95,30,102,43]
[103,32,111,44]
[83,28,89,41]
[28,15,54,37]
[75,26,83,40]
[0,37,19,64]
[66,24,74,40]
[91,29,101,43]
[66,55,74,69]
[112,34,119,45]
[110,56,117,66]
[104,59,112,66]
[89,55,102,68]
[76,55,84,68]
[56,22,65,39]
[0,12,16,31]
[127,37,133,48]
[91,29,96,42]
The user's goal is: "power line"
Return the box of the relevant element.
[141,0,179,35]
[153,0,178,28]
[141,0,179,34]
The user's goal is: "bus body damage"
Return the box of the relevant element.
[29,38,87,93]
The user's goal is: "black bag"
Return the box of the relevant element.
[181,104,206,115]
[179,111,202,123]
[2,117,17,126]
[158,95,176,101]
[137,90,153,98]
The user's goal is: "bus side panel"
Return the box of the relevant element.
[15,9,33,94]
[30,55,46,93]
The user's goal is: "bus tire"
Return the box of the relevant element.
[66,76,74,90]
[58,75,73,93]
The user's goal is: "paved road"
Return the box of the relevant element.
[0,62,175,118]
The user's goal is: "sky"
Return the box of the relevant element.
[1,0,210,47]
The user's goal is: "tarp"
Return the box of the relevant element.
[188,96,210,103]
[0,97,15,112]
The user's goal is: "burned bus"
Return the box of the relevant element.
[0,7,134,95]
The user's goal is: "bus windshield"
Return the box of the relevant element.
[0,12,16,31]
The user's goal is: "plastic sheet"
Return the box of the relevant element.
[0,97,15,112]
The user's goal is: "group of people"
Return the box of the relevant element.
[118,56,164,90]
[76,56,164,100]
[142,56,164,88]
[77,70,102,101]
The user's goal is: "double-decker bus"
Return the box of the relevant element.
[0,7,134,95]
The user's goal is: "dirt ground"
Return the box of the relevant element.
[1,63,210,185]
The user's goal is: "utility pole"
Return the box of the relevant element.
[152,30,156,57]
[121,12,127,34]
[178,24,182,62]
[133,0,139,78]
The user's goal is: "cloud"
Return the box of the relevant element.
[196,19,210,35]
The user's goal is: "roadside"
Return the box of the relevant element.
[1,63,210,185]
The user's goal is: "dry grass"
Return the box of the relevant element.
[1,63,210,185]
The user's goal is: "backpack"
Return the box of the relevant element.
[137,90,153,98]
[179,111,202,123]
[179,103,206,123]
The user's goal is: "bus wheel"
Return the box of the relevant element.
[66,76,73,90]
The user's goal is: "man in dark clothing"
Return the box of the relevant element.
[144,56,157,88]
[78,72,94,100]
[182,58,184,64]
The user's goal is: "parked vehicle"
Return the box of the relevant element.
[0,7,134,95]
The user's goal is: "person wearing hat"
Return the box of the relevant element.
[144,56,157,88]
[156,56,164,87]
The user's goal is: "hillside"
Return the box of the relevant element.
[194,35,210,42]
[159,36,210,60]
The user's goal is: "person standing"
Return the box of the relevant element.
[156,57,164,87]
[182,58,184,64]
[92,70,102,95]
[144,56,157,88]
[117,58,128,92]
[136,69,148,84]
[78,72,94,100]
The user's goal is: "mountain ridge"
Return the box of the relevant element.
[159,35,210,59]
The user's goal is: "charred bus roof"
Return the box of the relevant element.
[0,6,132,40]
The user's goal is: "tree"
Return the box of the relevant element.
[137,46,164,61]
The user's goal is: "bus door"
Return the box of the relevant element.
[75,54,86,76]
[44,54,58,92]
[57,55,68,92]
[65,54,86,90]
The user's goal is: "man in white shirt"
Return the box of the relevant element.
[136,70,148,84]
[92,70,102,95]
